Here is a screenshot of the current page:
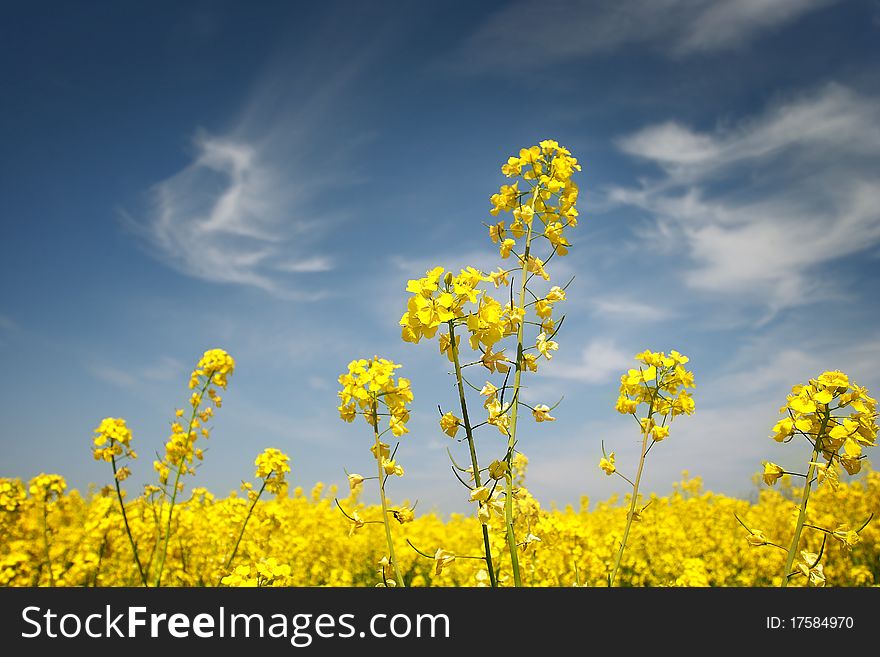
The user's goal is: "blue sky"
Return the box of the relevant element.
[1,0,879,514]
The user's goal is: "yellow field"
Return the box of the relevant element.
[2,467,877,587]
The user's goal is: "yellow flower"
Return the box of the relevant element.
[389,415,409,437]
[832,525,861,549]
[349,510,365,536]
[347,473,364,492]
[392,508,415,524]
[797,551,826,587]
[536,333,559,360]
[499,238,516,259]
[338,403,356,423]
[488,221,505,243]
[488,459,508,480]
[599,453,616,476]
[651,425,670,441]
[488,268,509,287]
[439,412,461,438]
[479,381,499,403]
[486,399,510,435]
[381,458,404,477]
[438,332,460,363]
[521,255,550,280]
[254,448,291,495]
[761,461,785,486]
[817,370,849,389]
[28,473,67,501]
[434,548,456,575]
[481,347,510,374]
[469,486,491,503]
[191,348,236,389]
[532,404,556,422]
[770,417,794,442]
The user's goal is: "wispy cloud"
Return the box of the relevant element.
[543,338,632,384]
[591,298,673,322]
[451,0,838,71]
[274,256,335,273]
[124,23,386,299]
[87,355,186,389]
[127,133,320,297]
[607,84,880,319]
[87,363,137,389]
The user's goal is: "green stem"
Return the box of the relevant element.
[218,479,267,585]
[111,453,148,586]
[609,429,650,587]
[40,499,55,587]
[781,435,825,587]
[373,401,405,587]
[448,321,497,587]
[504,219,535,588]
[154,378,211,587]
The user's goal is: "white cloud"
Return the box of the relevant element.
[543,338,632,384]
[125,32,377,299]
[126,133,329,299]
[617,84,880,181]
[608,84,880,317]
[678,0,840,54]
[452,0,838,71]
[87,355,187,389]
[142,356,185,382]
[275,256,335,273]
[712,335,880,400]
[87,363,137,388]
[592,298,673,322]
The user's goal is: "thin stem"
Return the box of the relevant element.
[373,401,404,588]
[447,321,497,587]
[503,215,536,589]
[40,499,55,587]
[781,446,823,587]
[609,428,649,587]
[218,479,268,585]
[154,378,211,587]
[111,453,148,586]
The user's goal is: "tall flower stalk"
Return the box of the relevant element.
[602,350,695,587]
[27,473,67,587]
[336,357,414,587]
[400,140,581,586]
[92,417,148,586]
[219,447,291,585]
[152,348,236,586]
[740,370,877,587]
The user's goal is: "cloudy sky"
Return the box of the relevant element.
[1,0,878,514]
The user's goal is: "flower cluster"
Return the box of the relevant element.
[0,479,26,512]
[155,348,236,486]
[254,448,292,496]
[220,558,292,587]
[745,371,877,587]
[92,417,137,481]
[27,474,67,502]
[337,357,414,587]
[396,140,581,587]
[614,350,696,430]
[769,370,877,476]
[337,357,413,435]
[490,140,581,261]
[603,349,696,586]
